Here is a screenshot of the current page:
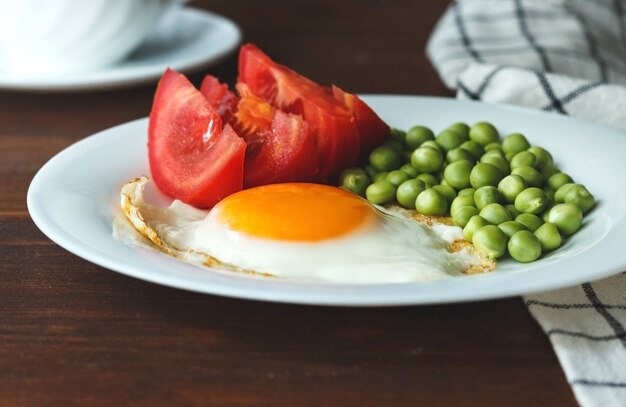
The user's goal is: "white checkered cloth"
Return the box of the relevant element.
[427,1,626,406]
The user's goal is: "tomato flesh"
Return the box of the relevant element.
[148,69,246,208]
[238,44,360,181]
[200,74,238,124]
[234,84,317,188]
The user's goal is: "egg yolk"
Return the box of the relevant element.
[213,183,379,242]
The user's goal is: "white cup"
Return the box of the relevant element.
[0,0,184,76]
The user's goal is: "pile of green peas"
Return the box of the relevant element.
[338,121,595,263]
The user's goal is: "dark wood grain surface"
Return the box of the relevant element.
[0,1,578,406]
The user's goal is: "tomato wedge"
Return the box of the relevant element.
[331,85,389,156]
[232,83,317,188]
[148,69,246,208]
[238,44,360,181]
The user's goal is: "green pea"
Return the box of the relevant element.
[547,172,573,191]
[432,184,457,205]
[459,140,485,161]
[481,155,510,176]
[548,203,583,236]
[340,168,370,197]
[411,147,443,173]
[443,159,473,189]
[511,165,543,188]
[505,204,520,218]
[463,215,489,241]
[554,183,576,202]
[479,203,513,225]
[470,162,503,188]
[452,206,480,228]
[505,151,517,162]
[563,184,595,214]
[373,172,389,182]
[498,174,527,203]
[440,178,451,187]
[446,147,475,164]
[541,203,556,223]
[458,188,476,198]
[472,225,508,259]
[420,140,442,152]
[365,180,396,205]
[369,146,402,172]
[474,186,502,210]
[436,129,463,152]
[515,213,544,232]
[386,170,410,187]
[469,122,499,145]
[381,139,404,154]
[510,151,537,169]
[364,165,378,179]
[406,126,435,150]
[415,188,448,216]
[389,128,407,144]
[484,142,503,152]
[481,149,506,160]
[396,179,426,209]
[447,122,470,140]
[539,165,560,180]
[534,222,562,252]
[508,230,542,263]
[451,195,476,217]
[399,163,418,178]
[498,221,528,238]
[527,146,553,167]
[416,173,439,188]
[502,133,531,155]
[515,187,547,214]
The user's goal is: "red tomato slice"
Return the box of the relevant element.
[238,44,359,181]
[331,85,389,156]
[148,69,246,208]
[200,74,238,124]
[234,84,317,188]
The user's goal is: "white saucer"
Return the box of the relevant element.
[0,7,241,92]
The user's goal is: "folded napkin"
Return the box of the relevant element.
[427,1,626,406]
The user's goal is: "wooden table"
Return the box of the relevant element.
[0,1,579,405]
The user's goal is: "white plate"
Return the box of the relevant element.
[27,96,626,306]
[0,7,240,92]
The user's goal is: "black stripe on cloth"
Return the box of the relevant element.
[514,0,552,71]
[547,329,625,341]
[456,66,505,99]
[541,81,604,111]
[535,72,567,114]
[571,379,626,388]
[526,299,626,310]
[582,282,626,349]
[453,1,484,62]
[566,6,608,82]
[615,0,626,46]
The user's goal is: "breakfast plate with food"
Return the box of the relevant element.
[27,45,626,305]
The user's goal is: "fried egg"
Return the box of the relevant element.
[114,176,492,283]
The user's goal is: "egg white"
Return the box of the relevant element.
[114,177,483,284]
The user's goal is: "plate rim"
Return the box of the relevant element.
[27,95,626,306]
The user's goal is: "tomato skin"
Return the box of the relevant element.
[331,85,389,156]
[148,69,246,208]
[238,44,359,181]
